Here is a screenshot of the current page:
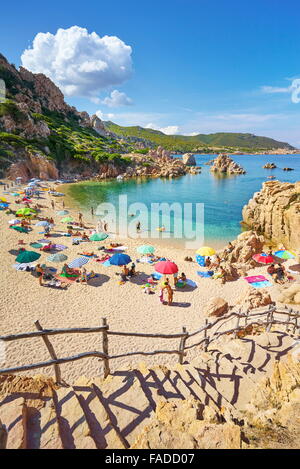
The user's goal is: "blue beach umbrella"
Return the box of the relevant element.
[36,221,51,227]
[109,253,132,266]
[195,255,206,267]
[68,257,90,268]
[0,203,9,209]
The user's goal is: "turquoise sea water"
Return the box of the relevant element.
[65,154,300,248]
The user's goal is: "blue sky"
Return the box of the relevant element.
[1,0,300,145]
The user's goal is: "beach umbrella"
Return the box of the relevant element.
[10,226,28,233]
[30,242,44,249]
[274,250,295,260]
[8,219,21,225]
[252,253,274,264]
[36,221,51,227]
[57,210,69,216]
[109,253,132,266]
[16,250,41,263]
[196,246,216,256]
[16,208,35,216]
[90,232,109,241]
[61,216,73,223]
[0,203,9,209]
[0,197,7,202]
[11,193,20,196]
[47,253,68,263]
[137,244,155,255]
[155,260,178,274]
[195,255,206,267]
[68,257,90,268]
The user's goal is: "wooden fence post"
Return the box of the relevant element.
[102,318,110,378]
[34,320,61,384]
[204,319,209,352]
[179,327,187,364]
[234,311,240,339]
[286,308,292,332]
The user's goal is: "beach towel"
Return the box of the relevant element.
[244,275,272,288]
[137,257,154,264]
[102,260,111,267]
[151,272,163,280]
[197,271,214,278]
[196,255,205,267]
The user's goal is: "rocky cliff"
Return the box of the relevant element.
[242,180,300,250]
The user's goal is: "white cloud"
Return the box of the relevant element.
[102,89,133,107]
[21,26,133,99]
[95,110,115,121]
[261,85,291,94]
[145,123,180,135]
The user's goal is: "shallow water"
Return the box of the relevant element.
[63,154,300,249]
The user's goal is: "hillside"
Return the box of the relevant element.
[0,54,141,180]
[105,122,295,153]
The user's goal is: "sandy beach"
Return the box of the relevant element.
[0,180,296,384]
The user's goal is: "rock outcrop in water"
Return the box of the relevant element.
[242,180,300,250]
[182,153,196,166]
[263,162,277,169]
[210,154,246,174]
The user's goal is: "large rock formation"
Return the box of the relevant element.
[182,153,196,166]
[203,297,229,317]
[131,399,241,449]
[277,283,300,305]
[237,289,273,311]
[242,180,300,250]
[245,354,300,448]
[219,230,265,273]
[210,154,246,174]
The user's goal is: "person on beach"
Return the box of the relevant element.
[205,257,211,268]
[91,207,94,216]
[120,265,129,282]
[78,212,83,223]
[211,255,221,270]
[81,232,89,241]
[62,200,65,209]
[128,263,136,277]
[162,280,173,306]
[51,200,55,210]
[179,272,187,282]
[103,221,108,232]
[36,264,44,286]
[80,268,87,284]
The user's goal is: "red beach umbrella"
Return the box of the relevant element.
[155,260,178,274]
[252,253,274,264]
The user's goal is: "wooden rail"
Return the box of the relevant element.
[0,305,299,383]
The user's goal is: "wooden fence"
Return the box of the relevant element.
[0,305,299,384]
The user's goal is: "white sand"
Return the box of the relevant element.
[0,181,295,383]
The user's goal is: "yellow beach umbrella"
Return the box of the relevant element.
[0,197,7,202]
[196,246,216,256]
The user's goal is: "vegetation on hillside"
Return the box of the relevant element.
[105,122,294,152]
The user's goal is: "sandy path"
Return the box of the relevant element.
[0,181,295,383]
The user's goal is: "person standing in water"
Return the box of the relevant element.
[91,207,94,217]
[136,221,141,232]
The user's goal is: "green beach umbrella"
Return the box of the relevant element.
[30,242,44,249]
[16,250,41,263]
[10,226,28,233]
[57,210,69,216]
[90,232,109,241]
[16,208,35,216]
[47,253,68,263]
[61,216,73,223]
[137,244,155,255]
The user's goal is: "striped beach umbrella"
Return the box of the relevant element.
[68,257,90,268]
[274,250,295,260]
[47,253,68,263]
